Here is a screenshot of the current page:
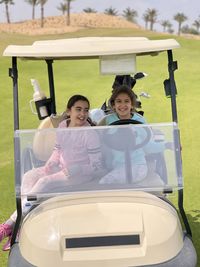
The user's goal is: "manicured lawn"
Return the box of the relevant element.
[0,29,199,266]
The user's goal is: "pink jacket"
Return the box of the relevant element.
[45,119,102,177]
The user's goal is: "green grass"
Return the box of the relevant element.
[0,28,200,266]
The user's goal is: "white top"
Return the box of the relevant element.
[3,37,180,60]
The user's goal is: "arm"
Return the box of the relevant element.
[44,119,68,173]
[44,144,62,174]
[144,141,167,154]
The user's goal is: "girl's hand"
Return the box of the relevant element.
[44,161,58,174]
[62,168,69,177]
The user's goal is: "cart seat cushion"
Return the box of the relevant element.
[33,113,68,161]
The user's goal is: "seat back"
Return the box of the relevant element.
[33,113,67,161]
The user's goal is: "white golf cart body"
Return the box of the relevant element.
[3,37,197,267]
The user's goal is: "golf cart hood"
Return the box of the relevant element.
[3,37,180,59]
[19,190,184,267]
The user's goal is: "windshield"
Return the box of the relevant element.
[14,122,182,202]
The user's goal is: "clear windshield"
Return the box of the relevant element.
[14,122,183,202]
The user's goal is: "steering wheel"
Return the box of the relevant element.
[103,119,152,151]
[109,119,143,126]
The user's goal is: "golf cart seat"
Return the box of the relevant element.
[33,112,68,161]
[21,112,68,174]
[32,116,55,162]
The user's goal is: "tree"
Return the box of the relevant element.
[104,7,118,16]
[122,7,138,23]
[160,20,171,32]
[83,7,97,13]
[25,0,39,20]
[64,0,75,26]
[193,17,200,34]
[181,24,198,35]
[142,12,150,30]
[57,2,68,15]
[0,0,15,23]
[38,0,48,28]
[167,25,174,34]
[174,12,187,35]
[145,8,158,31]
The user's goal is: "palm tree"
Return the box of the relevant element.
[143,12,150,30]
[0,0,15,23]
[57,2,68,15]
[83,7,97,13]
[193,17,200,34]
[38,0,48,28]
[122,7,138,23]
[25,0,39,20]
[167,24,174,34]
[174,12,187,35]
[64,0,75,26]
[160,20,171,32]
[104,7,118,16]
[145,8,158,31]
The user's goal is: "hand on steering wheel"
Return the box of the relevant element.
[105,119,152,151]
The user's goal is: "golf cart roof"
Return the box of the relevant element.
[3,37,180,60]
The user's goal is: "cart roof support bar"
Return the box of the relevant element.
[167,50,178,123]
[9,57,22,246]
[167,50,192,237]
[9,57,19,130]
[46,59,56,114]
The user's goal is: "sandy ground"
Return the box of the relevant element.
[180,33,200,40]
[0,13,141,35]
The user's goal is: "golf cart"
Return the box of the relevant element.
[3,37,197,267]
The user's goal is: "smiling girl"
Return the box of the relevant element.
[98,85,146,125]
